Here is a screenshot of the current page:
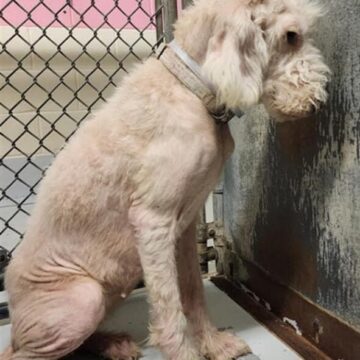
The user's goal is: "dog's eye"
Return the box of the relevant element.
[286,31,298,46]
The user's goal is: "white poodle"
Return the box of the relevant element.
[2,1,330,359]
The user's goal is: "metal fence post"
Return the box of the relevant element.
[181,0,193,8]
[155,0,178,43]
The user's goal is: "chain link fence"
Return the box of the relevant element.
[0,0,179,272]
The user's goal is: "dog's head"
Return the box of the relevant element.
[174,0,330,121]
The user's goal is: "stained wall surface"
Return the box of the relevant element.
[222,0,360,330]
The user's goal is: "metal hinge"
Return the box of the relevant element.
[197,220,226,275]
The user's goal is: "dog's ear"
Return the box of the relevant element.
[202,14,268,109]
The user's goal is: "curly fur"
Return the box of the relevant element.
[175,0,330,118]
[1,1,329,360]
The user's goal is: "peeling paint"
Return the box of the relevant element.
[240,283,261,303]
[282,317,303,336]
[240,283,272,312]
[313,319,324,344]
[264,301,271,312]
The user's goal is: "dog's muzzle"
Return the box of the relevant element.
[156,41,243,124]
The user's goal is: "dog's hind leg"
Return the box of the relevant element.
[9,276,105,360]
[177,220,252,360]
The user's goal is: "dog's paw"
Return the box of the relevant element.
[158,338,203,360]
[175,346,204,360]
[201,330,251,360]
[150,327,203,360]
[102,333,141,360]
[84,332,141,360]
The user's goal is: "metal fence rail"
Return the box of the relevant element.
[0,0,178,269]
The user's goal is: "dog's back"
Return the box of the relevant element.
[5,55,219,303]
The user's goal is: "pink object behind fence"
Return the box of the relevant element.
[0,0,156,30]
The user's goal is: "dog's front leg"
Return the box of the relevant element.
[130,206,201,360]
[177,219,252,360]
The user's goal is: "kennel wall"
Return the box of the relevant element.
[214,1,360,358]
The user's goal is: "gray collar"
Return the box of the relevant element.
[157,40,244,124]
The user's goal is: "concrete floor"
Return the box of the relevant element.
[0,281,302,359]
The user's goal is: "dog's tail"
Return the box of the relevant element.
[0,346,13,360]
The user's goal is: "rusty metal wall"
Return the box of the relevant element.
[221,0,360,330]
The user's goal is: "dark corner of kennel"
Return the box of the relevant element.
[210,271,360,360]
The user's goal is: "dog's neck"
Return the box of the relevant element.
[157,40,244,124]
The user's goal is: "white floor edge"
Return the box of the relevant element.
[0,280,302,360]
